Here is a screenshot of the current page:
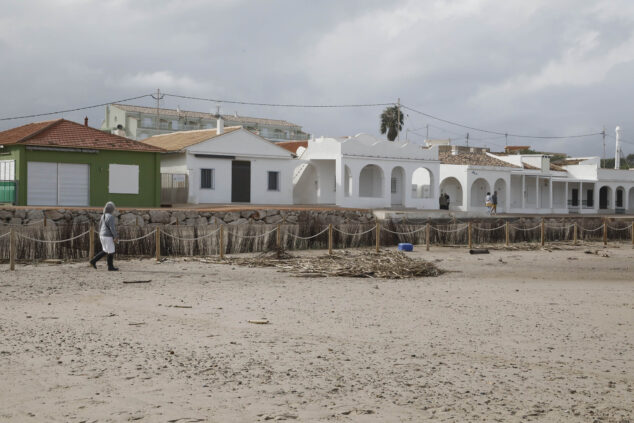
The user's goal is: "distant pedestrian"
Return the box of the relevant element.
[439,192,446,209]
[445,193,450,210]
[485,192,492,215]
[492,191,498,215]
[89,201,119,271]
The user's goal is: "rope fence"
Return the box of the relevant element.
[2,217,633,270]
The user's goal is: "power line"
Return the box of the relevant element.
[401,104,603,140]
[0,94,153,121]
[163,93,393,108]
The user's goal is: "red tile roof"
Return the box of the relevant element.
[276,140,308,154]
[439,151,520,168]
[0,119,163,152]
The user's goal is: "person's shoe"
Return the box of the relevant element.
[89,251,106,269]
[107,254,119,271]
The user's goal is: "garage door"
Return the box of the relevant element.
[27,162,90,206]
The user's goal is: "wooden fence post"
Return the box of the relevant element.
[631,221,634,246]
[603,218,608,246]
[155,227,161,262]
[426,222,430,251]
[375,222,380,253]
[468,222,472,249]
[9,228,15,271]
[540,218,545,247]
[505,221,509,247]
[219,225,225,259]
[276,223,281,250]
[89,222,95,259]
[328,224,333,255]
[573,222,578,245]
[44,215,47,227]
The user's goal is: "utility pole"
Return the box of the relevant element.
[151,88,164,130]
[396,98,401,142]
[602,126,606,167]
[505,133,508,147]
[466,132,469,148]
[426,124,429,140]
[615,126,621,170]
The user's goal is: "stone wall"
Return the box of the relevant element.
[0,207,376,227]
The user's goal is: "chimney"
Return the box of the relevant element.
[615,126,621,169]
[217,116,224,135]
[84,116,88,127]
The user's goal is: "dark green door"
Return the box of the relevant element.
[0,181,16,204]
[231,161,251,202]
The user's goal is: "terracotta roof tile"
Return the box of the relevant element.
[0,119,163,152]
[276,140,308,154]
[439,152,519,168]
[142,126,242,151]
[521,162,540,170]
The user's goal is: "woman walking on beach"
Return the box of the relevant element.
[89,201,119,271]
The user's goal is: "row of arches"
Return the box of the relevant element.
[440,177,507,209]
[349,165,434,205]
[599,185,634,210]
[293,163,435,206]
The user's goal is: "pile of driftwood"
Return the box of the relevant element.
[206,249,444,279]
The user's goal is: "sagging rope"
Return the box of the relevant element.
[287,227,329,240]
[607,225,632,231]
[334,225,377,236]
[509,224,542,231]
[431,225,469,233]
[473,224,506,231]
[117,230,158,243]
[579,224,605,232]
[161,227,221,242]
[226,226,278,239]
[16,230,90,243]
[381,226,426,235]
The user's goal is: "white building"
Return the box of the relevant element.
[438,145,634,215]
[102,103,310,142]
[143,121,295,205]
[292,133,440,209]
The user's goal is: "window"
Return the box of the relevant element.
[201,168,214,189]
[109,164,139,194]
[268,171,280,191]
[142,117,153,127]
[0,160,15,180]
[391,178,397,194]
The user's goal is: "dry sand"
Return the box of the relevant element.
[0,243,633,422]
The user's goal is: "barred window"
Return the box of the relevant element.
[268,171,280,191]
[201,168,214,189]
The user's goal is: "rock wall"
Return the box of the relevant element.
[0,207,376,227]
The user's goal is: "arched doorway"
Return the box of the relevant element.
[493,178,506,213]
[440,177,463,208]
[293,163,318,204]
[470,178,491,208]
[359,165,384,198]
[629,187,634,212]
[390,167,405,206]
[615,186,625,209]
[411,167,433,199]
[599,186,611,210]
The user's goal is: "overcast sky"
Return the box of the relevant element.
[1,0,633,156]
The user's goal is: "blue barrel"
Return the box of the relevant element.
[397,243,413,252]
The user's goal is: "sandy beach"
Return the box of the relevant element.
[1,243,632,422]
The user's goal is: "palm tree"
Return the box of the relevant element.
[380,105,404,141]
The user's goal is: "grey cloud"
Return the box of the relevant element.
[0,0,633,157]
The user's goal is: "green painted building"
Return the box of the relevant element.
[0,118,163,207]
